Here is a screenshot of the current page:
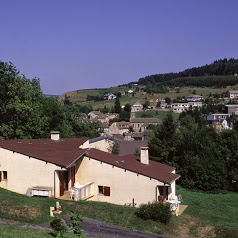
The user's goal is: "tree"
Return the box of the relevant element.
[63,105,102,138]
[143,100,150,109]
[149,112,177,164]
[111,141,120,155]
[119,110,130,121]
[175,125,226,191]
[124,103,131,112]
[114,97,121,113]
[164,97,171,104]
[0,61,46,139]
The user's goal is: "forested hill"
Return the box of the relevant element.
[137,58,238,86]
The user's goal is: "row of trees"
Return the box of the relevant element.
[165,75,238,88]
[138,58,238,85]
[0,61,101,139]
[149,110,238,192]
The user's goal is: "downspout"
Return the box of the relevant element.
[54,170,57,198]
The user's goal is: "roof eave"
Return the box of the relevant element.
[66,150,88,168]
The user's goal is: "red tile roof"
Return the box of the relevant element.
[0,138,88,167]
[87,148,180,184]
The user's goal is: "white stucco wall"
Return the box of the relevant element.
[0,148,63,197]
[75,156,175,206]
[88,139,113,153]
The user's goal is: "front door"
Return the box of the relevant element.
[158,186,169,201]
[59,171,68,196]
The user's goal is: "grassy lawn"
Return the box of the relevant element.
[176,187,238,237]
[0,187,237,237]
[135,110,180,121]
[0,224,52,238]
[177,187,238,229]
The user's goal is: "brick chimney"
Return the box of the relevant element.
[51,131,60,141]
[140,147,149,165]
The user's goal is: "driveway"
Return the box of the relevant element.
[81,217,165,238]
[0,216,166,238]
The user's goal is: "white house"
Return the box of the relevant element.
[186,94,204,102]
[108,121,130,135]
[228,91,238,99]
[0,133,179,206]
[131,102,143,112]
[130,118,161,132]
[206,113,230,122]
[103,93,116,100]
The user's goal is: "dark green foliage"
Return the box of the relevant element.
[86,94,104,102]
[111,141,120,155]
[50,217,69,237]
[0,60,102,139]
[135,202,171,224]
[50,212,87,238]
[0,61,45,139]
[70,212,86,237]
[145,84,169,94]
[143,100,150,109]
[164,97,171,104]
[138,58,238,87]
[119,110,130,121]
[149,109,238,192]
[124,103,131,112]
[149,112,177,164]
[175,126,227,191]
[114,97,121,113]
[63,105,102,138]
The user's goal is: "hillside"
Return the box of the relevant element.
[137,58,238,86]
[60,58,238,108]
[60,84,238,110]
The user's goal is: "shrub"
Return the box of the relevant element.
[70,212,87,238]
[50,217,69,237]
[135,201,171,224]
[50,212,87,238]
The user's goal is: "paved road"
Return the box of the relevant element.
[0,216,166,238]
[81,217,165,238]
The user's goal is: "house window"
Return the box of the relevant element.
[98,185,110,196]
[98,186,104,194]
[1,171,8,180]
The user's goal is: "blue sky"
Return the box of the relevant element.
[1,0,238,95]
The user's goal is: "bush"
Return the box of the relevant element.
[135,201,171,224]
[50,212,87,238]
[50,217,69,237]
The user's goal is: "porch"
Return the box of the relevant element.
[60,182,94,201]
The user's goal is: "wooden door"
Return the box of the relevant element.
[59,171,68,196]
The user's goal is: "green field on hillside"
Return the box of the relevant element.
[60,85,237,110]
[0,187,237,238]
[135,109,180,121]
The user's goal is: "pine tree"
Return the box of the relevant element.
[114,97,121,113]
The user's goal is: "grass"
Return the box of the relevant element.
[0,224,52,238]
[0,187,238,237]
[177,187,238,230]
[59,84,238,108]
[135,109,180,121]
